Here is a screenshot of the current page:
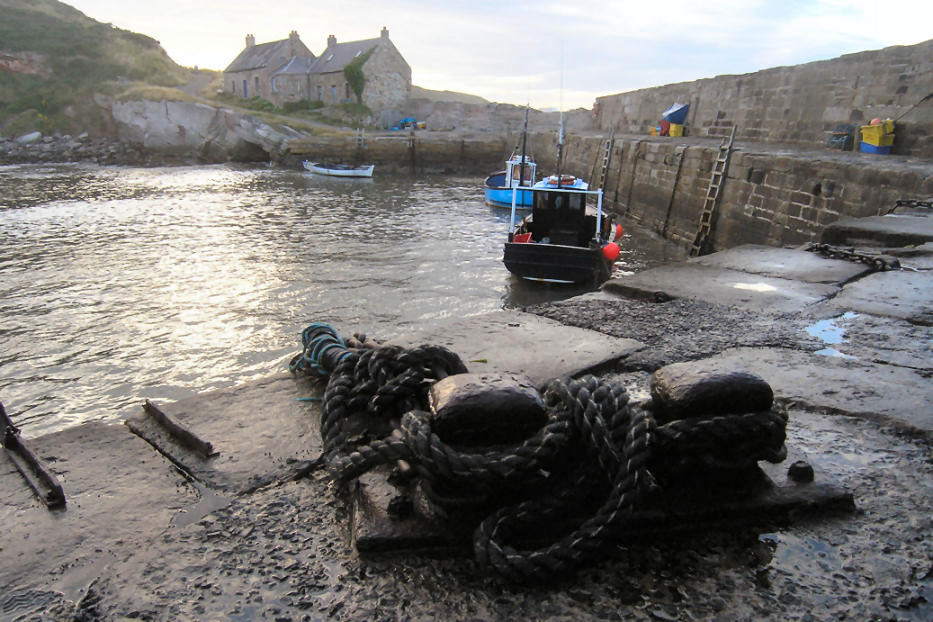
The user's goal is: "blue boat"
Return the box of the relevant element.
[484,106,536,209]
[483,153,537,209]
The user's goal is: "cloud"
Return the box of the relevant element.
[66,0,933,110]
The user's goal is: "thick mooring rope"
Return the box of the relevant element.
[292,323,787,582]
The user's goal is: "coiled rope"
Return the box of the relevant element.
[292,323,787,582]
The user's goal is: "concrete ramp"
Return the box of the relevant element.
[603,263,838,314]
[820,270,933,325]
[127,373,322,494]
[688,244,870,284]
[821,213,933,248]
[0,423,198,603]
[388,310,644,386]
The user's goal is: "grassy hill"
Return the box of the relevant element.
[410,85,489,105]
[0,0,193,136]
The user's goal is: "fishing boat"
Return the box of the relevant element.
[502,113,622,284]
[503,176,623,283]
[484,153,537,209]
[483,107,536,209]
[302,161,374,178]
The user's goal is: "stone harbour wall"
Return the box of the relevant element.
[286,129,933,253]
[595,39,933,157]
[558,135,933,252]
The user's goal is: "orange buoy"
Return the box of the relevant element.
[602,242,620,262]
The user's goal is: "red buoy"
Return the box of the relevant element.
[602,242,620,262]
[614,224,624,241]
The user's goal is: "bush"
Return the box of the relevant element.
[243,97,279,113]
[283,99,324,114]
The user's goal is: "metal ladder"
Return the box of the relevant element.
[594,129,615,190]
[690,125,736,257]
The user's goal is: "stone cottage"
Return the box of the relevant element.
[224,31,313,101]
[223,27,411,111]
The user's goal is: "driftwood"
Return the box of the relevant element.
[143,399,216,459]
[1,402,66,509]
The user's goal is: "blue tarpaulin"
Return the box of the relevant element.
[661,103,689,125]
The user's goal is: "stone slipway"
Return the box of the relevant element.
[388,309,644,385]
[0,423,198,611]
[125,373,323,494]
[598,238,933,437]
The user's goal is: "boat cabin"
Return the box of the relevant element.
[505,155,536,188]
[526,190,596,246]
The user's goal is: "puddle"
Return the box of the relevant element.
[805,312,858,359]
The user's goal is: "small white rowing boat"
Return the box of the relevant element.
[302,161,374,178]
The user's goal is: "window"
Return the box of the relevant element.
[345,83,350,100]
[316,85,322,101]
[331,85,337,101]
[243,79,248,98]
[255,76,260,93]
[271,77,277,93]
[232,81,236,95]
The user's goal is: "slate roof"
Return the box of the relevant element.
[308,38,380,75]
[272,56,313,76]
[225,39,310,73]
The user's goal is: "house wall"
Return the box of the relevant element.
[595,39,933,157]
[361,41,411,110]
[272,74,309,105]
[225,70,266,99]
[309,71,349,105]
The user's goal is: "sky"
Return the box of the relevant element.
[65,0,933,110]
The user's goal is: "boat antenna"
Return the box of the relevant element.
[519,104,529,186]
[555,44,565,187]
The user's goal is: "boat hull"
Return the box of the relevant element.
[484,186,534,209]
[302,161,374,177]
[503,242,611,284]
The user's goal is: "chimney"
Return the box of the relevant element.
[380,26,389,40]
[289,30,300,57]
[327,34,336,50]
[245,34,255,48]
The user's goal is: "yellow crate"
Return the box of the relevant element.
[669,123,684,137]
[861,125,894,146]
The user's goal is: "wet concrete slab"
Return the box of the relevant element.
[126,372,322,494]
[602,264,838,314]
[0,422,197,602]
[801,311,932,371]
[889,241,933,270]
[388,310,645,386]
[821,213,933,247]
[688,244,870,285]
[819,270,933,325]
[680,347,933,437]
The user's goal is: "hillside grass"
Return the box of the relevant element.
[0,0,193,135]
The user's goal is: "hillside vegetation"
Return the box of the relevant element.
[0,0,193,136]
[410,85,489,105]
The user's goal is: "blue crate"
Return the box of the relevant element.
[859,141,891,154]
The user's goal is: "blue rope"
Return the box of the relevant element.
[288,322,352,377]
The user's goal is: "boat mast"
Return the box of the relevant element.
[519,105,529,187]
[555,45,565,187]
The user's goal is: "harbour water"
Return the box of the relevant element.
[0,163,684,436]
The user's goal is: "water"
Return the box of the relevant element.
[805,312,859,359]
[0,163,684,436]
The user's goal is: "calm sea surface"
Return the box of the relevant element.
[0,163,684,436]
